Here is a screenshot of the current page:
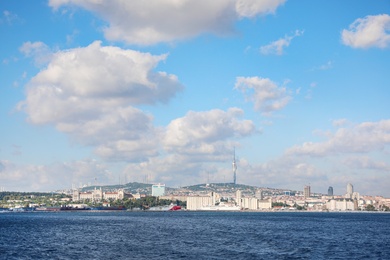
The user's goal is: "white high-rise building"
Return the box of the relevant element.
[347,183,353,195]
[236,190,242,207]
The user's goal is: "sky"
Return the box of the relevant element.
[1,0,390,196]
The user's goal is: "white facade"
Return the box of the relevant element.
[240,197,258,210]
[258,199,272,210]
[236,190,242,204]
[72,188,124,202]
[326,199,356,211]
[186,192,216,210]
[236,188,272,210]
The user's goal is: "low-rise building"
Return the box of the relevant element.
[326,198,357,211]
[72,188,125,202]
[186,192,217,210]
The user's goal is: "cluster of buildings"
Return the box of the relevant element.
[324,183,360,211]
[72,188,127,202]
[276,183,390,211]
[172,182,389,212]
[72,183,168,202]
[68,153,390,211]
[185,190,272,211]
[69,181,390,212]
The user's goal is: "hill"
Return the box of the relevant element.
[81,182,294,196]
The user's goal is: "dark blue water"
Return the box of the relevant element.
[0,211,389,259]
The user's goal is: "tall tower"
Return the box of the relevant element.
[232,147,237,185]
[328,186,333,196]
[347,183,353,195]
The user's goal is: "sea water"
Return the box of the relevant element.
[0,211,389,259]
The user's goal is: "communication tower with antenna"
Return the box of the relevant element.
[232,147,237,185]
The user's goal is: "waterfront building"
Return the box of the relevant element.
[328,186,333,196]
[104,190,125,200]
[152,183,165,197]
[236,189,271,210]
[240,197,258,210]
[72,188,125,202]
[304,185,311,198]
[326,198,357,211]
[236,190,242,206]
[186,192,217,210]
[258,199,272,210]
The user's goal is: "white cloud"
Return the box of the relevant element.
[319,60,332,70]
[235,156,327,192]
[332,118,349,127]
[115,108,257,185]
[310,61,333,71]
[286,120,390,156]
[123,154,213,187]
[19,41,183,162]
[235,0,286,18]
[113,107,258,187]
[260,30,303,55]
[1,10,20,25]
[19,41,182,123]
[164,108,256,156]
[279,119,390,196]
[0,159,112,192]
[49,0,285,45]
[343,156,390,171]
[342,14,390,49]
[19,41,52,65]
[95,137,161,162]
[235,76,291,115]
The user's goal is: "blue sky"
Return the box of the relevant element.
[1,0,390,196]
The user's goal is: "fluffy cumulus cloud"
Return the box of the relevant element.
[19,41,183,162]
[260,30,304,55]
[116,108,258,186]
[235,76,291,115]
[286,120,390,156]
[164,108,256,156]
[49,0,285,45]
[342,14,390,49]
[0,159,112,191]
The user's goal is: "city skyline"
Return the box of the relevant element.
[1,1,390,196]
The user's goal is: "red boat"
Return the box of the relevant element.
[169,205,181,211]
